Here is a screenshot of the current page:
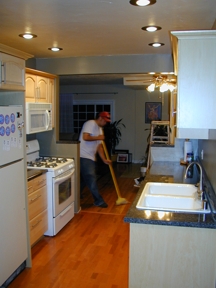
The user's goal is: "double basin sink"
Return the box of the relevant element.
[136,182,210,214]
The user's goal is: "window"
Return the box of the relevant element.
[59,96,114,140]
[73,100,114,134]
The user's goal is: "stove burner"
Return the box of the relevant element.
[45,163,58,168]
[27,156,71,170]
[56,158,67,163]
[27,161,45,167]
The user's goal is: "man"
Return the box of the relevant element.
[79,111,112,208]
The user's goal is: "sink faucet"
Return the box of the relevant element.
[184,161,203,200]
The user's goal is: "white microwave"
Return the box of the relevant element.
[26,102,52,134]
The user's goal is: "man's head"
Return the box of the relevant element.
[97,111,111,127]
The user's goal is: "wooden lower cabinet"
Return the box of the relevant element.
[29,210,48,246]
[129,223,216,288]
[27,173,48,246]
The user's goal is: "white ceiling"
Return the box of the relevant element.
[1,0,216,84]
[1,0,216,59]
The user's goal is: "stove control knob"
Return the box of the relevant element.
[58,169,62,175]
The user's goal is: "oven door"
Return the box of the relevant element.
[53,168,75,217]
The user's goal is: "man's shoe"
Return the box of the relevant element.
[98,202,108,208]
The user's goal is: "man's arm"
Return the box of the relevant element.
[82,132,105,141]
[97,143,112,165]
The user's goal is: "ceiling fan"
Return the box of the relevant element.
[123,74,177,92]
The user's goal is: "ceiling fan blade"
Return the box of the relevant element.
[123,77,154,85]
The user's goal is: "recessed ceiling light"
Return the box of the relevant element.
[48,47,63,52]
[148,42,164,47]
[129,0,156,6]
[142,26,162,32]
[19,33,37,39]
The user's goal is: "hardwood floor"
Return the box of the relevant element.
[8,164,140,288]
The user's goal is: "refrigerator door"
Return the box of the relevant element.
[0,106,24,166]
[0,160,28,285]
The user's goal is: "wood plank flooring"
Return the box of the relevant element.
[8,163,140,288]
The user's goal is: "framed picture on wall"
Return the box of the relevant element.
[145,102,162,124]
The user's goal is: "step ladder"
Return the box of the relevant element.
[150,121,170,144]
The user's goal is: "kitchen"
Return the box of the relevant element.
[1,0,216,287]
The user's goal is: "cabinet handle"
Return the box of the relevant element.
[30,194,41,202]
[60,204,72,217]
[36,87,40,100]
[0,62,4,83]
[31,219,42,228]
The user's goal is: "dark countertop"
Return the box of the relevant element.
[124,161,216,229]
[27,169,47,181]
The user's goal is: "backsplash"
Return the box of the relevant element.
[151,138,198,162]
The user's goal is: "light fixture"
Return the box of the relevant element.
[129,0,156,6]
[149,42,164,47]
[142,26,161,32]
[146,75,176,93]
[48,47,63,52]
[146,83,155,92]
[19,33,37,39]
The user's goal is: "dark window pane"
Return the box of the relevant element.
[104,105,110,112]
[80,121,86,128]
[79,105,86,112]
[79,113,86,119]
[87,113,95,120]
[73,113,78,120]
[96,105,103,112]
[87,105,94,112]
[73,105,78,112]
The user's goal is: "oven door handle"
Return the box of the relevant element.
[54,169,74,185]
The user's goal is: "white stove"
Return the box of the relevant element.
[26,140,75,236]
[26,140,74,176]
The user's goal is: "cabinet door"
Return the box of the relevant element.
[37,76,49,103]
[0,53,25,90]
[27,173,47,194]
[48,78,55,127]
[29,210,48,246]
[28,185,47,220]
[25,75,49,103]
[171,31,216,139]
[25,74,37,102]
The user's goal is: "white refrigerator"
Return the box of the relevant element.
[0,106,28,286]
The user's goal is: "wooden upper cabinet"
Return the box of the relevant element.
[170,30,216,139]
[0,52,25,90]
[26,73,50,103]
[25,68,57,128]
[25,74,37,101]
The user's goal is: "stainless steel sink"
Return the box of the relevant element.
[136,182,211,214]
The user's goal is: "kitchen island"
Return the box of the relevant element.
[124,161,216,288]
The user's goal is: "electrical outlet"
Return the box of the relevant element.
[201,149,204,160]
